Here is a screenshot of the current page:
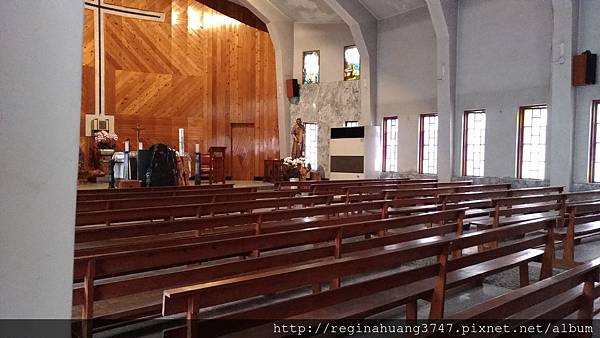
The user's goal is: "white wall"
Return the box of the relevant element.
[0,0,83,319]
[454,0,553,178]
[377,6,437,172]
[293,22,355,83]
[573,0,600,184]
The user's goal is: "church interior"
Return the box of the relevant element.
[3,0,600,337]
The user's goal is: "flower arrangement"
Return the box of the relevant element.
[94,130,118,149]
[282,156,305,179]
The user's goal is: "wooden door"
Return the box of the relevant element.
[231,123,256,180]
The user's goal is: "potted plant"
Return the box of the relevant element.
[94,130,118,156]
[282,156,305,182]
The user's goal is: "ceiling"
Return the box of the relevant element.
[359,0,427,20]
[268,0,343,24]
[241,0,428,24]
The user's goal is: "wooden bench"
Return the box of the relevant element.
[311,180,472,196]
[341,183,502,204]
[440,186,565,220]
[161,217,557,338]
[77,183,235,195]
[72,209,465,328]
[274,178,436,192]
[447,256,600,336]
[381,184,513,216]
[469,194,565,250]
[75,195,334,226]
[76,186,253,202]
[74,200,390,244]
[557,200,600,267]
[76,190,299,212]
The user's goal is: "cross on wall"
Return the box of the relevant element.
[84,0,165,117]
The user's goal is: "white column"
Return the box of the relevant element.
[0,0,83,319]
[427,0,458,181]
[549,0,578,190]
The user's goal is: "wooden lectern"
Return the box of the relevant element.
[208,146,226,184]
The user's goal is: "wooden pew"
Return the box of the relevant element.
[76,186,254,202]
[469,194,565,250]
[77,183,235,195]
[440,186,565,220]
[74,200,390,244]
[274,178,437,192]
[72,209,465,324]
[380,184,513,215]
[75,195,334,226]
[76,190,299,212]
[447,256,600,336]
[161,217,557,338]
[342,182,500,203]
[311,181,472,196]
[557,200,600,267]
[311,181,471,195]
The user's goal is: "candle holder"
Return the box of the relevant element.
[108,159,116,189]
[123,151,130,180]
[195,151,201,185]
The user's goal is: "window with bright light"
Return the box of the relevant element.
[302,50,320,84]
[345,121,359,127]
[383,117,398,172]
[419,114,438,174]
[462,110,486,176]
[588,101,600,182]
[304,122,318,169]
[517,105,547,180]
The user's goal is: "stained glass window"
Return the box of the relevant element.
[302,50,320,84]
[344,45,360,81]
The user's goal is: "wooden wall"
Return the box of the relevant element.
[81,0,280,179]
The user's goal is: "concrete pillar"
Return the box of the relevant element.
[0,0,83,319]
[268,21,294,157]
[549,0,578,190]
[426,0,458,181]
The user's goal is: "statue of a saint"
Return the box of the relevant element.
[291,118,305,159]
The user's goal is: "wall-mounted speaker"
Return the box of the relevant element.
[286,79,299,98]
[573,50,597,86]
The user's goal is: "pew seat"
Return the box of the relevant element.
[289,248,543,320]
[471,211,557,230]
[555,220,600,239]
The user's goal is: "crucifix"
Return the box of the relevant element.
[83,0,165,134]
[132,124,145,149]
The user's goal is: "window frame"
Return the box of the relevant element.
[302,50,320,85]
[418,113,439,174]
[462,110,486,177]
[304,122,319,169]
[382,116,398,172]
[588,100,600,182]
[516,104,548,180]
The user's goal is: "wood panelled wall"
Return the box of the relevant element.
[80,0,280,179]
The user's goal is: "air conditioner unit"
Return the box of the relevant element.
[329,126,380,180]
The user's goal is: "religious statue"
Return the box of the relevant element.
[291,118,305,159]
